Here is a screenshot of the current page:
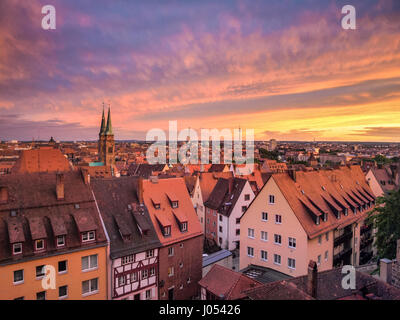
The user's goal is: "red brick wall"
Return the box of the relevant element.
[205,208,218,243]
[158,234,203,300]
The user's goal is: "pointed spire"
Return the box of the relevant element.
[105,105,113,135]
[99,103,106,135]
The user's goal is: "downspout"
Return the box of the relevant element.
[92,189,111,300]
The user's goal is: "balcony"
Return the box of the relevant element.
[333,247,352,266]
[334,231,353,247]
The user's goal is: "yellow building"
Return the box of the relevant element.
[0,170,109,300]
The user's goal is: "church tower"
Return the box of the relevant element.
[98,104,115,166]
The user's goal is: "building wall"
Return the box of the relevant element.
[112,249,158,300]
[239,177,309,277]
[191,177,205,230]
[205,208,218,243]
[158,235,203,300]
[225,182,255,251]
[307,231,333,273]
[0,246,107,300]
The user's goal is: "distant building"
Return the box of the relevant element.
[12,147,72,173]
[98,106,115,167]
[366,164,399,197]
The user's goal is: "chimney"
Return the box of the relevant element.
[380,258,393,284]
[307,260,318,298]
[137,177,144,205]
[288,168,297,182]
[0,186,8,204]
[82,169,90,185]
[56,173,65,200]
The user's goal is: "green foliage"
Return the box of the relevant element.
[259,148,279,160]
[374,154,391,165]
[367,189,400,259]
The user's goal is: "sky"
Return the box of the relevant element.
[0,0,399,142]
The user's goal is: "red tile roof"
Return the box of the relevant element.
[199,264,262,300]
[12,147,71,173]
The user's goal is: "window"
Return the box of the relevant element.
[82,231,95,242]
[219,226,222,233]
[274,234,282,245]
[288,258,296,269]
[118,275,126,286]
[82,254,98,271]
[131,272,138,282]
[12,243,22,255]
[325,232,329,241]
[318,236,322,245]
[269,195,275,204]
[180,243,184,248]
[59,285,68,299]
[179,262,183,268]
[247,247,254,257]
[172,201,179,208]
[13,270,24,284]
[244,194,250,201]
[164,226,171,236]
[36,265,45,278]
[274,254,281,265]
[145,289,152,300]
[36,291,46,300]
[122,254,134,265]
[142,269,148,279]
[150,267,156,276]
[236,229,240,236]
[242,206,247,213]
[35,239,45,251]
[187,277,191,284]
[82,278,98,295]
[261,250,268,261]
[261,231,268,241]
[181,222,187,232]
[236,218,240,224]
[219,215,222,222]
[248,228,255,238]
[275,215,282,224]
[58,260,67,273]
[146,250,154,258]
[262,212,268,221]
[325,251,328,261]
[57,235,65,247]
[317,255,321,265]
[288,237,296,249]
[168,267,174,277]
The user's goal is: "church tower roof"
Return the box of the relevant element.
[105,106,113,135]
[99,104,106,135]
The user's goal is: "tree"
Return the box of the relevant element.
[367,188,400,259]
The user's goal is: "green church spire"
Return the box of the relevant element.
[99,103,106,135]
[105,106,113,135]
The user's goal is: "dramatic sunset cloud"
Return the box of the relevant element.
[0,0,399,141]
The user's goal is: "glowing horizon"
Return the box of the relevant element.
[0,0,399,142]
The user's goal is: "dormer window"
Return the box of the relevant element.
[164,226,171,236]
[172,201,179,208]
[82,231,95,242]
[344,208,348,216]
[35,239,45,251]
[56,235,66,247]
[154,203,160,209]
[12,243,22,255]
[181,222,188,232]
[316,216,320,225]
[323,213,327,222]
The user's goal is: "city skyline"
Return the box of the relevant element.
[1,0,400,142]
